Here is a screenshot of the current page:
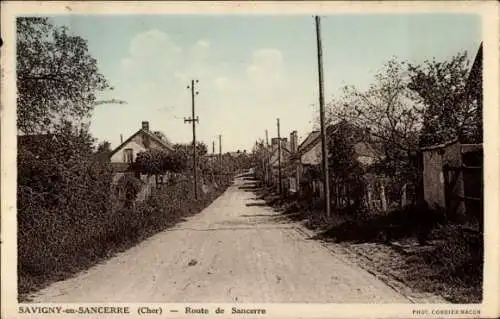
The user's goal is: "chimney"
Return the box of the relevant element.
[141,121,150,148]
[120,134,123,144]
[271,137,279,146]
[290,130,298,153]
[281,137,288,150]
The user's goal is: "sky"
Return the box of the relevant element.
[48,14,481,153]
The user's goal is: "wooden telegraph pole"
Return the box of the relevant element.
[265,129,270,185]
[277,118,282,194]
[315,16,331,218]
[184,79,200,200]
[219,134,222,185]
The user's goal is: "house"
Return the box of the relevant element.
[292,121,383,200]
[108,121,173,166]
[266,137,293,192]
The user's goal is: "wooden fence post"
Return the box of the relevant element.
[401,183,407,208]
[380,182,387,213]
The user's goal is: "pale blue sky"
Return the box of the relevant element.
[48,14,481,152]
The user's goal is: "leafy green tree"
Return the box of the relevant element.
[163,151,188,173]
[152,131,172,145]
[96,140,111,153]
[95,140,112,162]
[172,142,208,168]
[407,51,478,146]
[133,149,187,177]
[327,57,422,179]
[328,121,364,180]
[16,17,113,134]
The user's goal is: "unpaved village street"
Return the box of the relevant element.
[31,176,414,303]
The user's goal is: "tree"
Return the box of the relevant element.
[326,57,422,179]
[96,140,111,153]
[172,142,208,168]
[132,149,187,181]
[162,151,188,173]
[153,131,171,145]
[95,140,112,162]
[328,121,364,180]
[407,51,477,146]
[16,17,112,134]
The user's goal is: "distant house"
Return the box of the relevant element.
[226,150,248,158]
[108,121,173,167]
[299,122,380,169]
[265,136,293,192]
[291,121,383,199]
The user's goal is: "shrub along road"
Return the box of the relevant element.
[30,176,444,303]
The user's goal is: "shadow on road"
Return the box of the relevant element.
[240,214,276,218]
[238,186,263,192]
[245,202,269,207]
[240,177,256,181]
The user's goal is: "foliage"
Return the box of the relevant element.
[425,225,483,286]
[96,140,111,153]
[327,121,365,179]
[115,173,142,205]
[152,131,171,145]
[16,17,113,134]
[95,140,112,162]
[173,142,208,158]
[18,123,96,187]
[327,58,422,172]
[407,52,479,146]
[18,127,113,280]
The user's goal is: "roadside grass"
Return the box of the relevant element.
[255,186,483,304]
[404,225,483,303]
[18,178,232,302]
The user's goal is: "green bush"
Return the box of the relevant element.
[18,154,113,281]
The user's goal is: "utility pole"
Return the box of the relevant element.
[315,16,331,218]
[184,79,199,200]
[265,129,270,185]
[219,134,222,185]
[277,118,282,194]
[212,141,215,154]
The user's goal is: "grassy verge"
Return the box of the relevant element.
[18,177,232,301]
[401,225,483,303]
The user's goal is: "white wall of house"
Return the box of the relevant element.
[110,140,146,163]
[110,132,170,163]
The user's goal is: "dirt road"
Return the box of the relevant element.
[31,176,414,303]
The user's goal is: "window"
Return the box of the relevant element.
[124,148,133,163]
